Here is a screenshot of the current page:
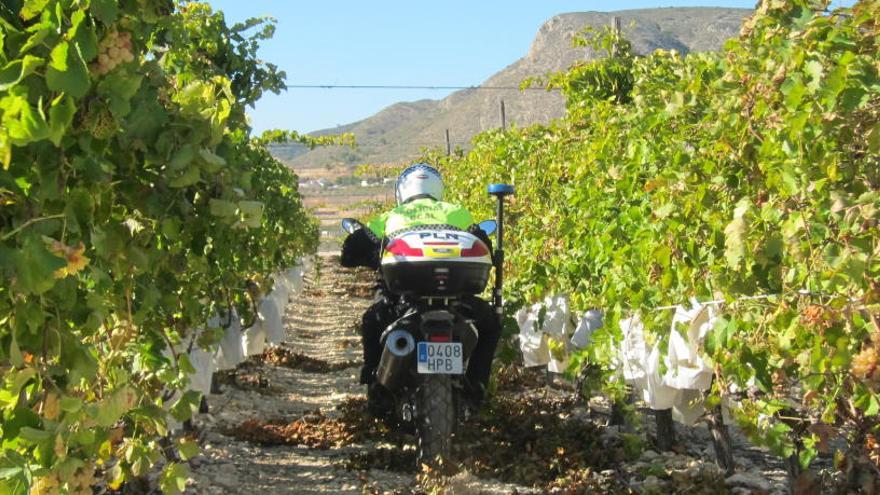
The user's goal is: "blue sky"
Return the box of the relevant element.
[207,1,761,134]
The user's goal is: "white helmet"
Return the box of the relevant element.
[395,163,443,204]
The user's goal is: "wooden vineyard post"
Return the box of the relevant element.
[611,16,622,57]
[610,386,635,430]
[654,408,676,451]
[610,398,628,426]
[500,99,507,129]
[707,404,735,475]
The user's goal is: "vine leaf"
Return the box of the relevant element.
[19,29,51,55]
[804,60,824,92]
[20,0,50,20]
[781,75,806,110]
[0,467,23,480]
[167,165,200,188]
[867,123,880,154]
[238,201,264,229]
[0,56,42,91]
[69,9,98,62]
[3,90,50,143]
[93,387,133,427]
[13,235,66,295]
[724,216,746,268]
[865,394,880,416]
[90,0,119,25]
[0,133,10,169]
[47,95,76,146]
[209,199,237,218]
[160,462,189,495]
[9,334,23,368]
[176,438,199,461]
[45,41,90,99]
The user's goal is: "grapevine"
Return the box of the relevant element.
[0,1,334,493]
[438,0,880,485]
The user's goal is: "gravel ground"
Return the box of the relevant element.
[187,256,412,494]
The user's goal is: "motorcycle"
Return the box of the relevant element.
[340,184,514,467]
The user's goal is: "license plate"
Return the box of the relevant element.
[417,342,463,374]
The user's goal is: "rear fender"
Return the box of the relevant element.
[420,310,477,362]
[420,310,455,335]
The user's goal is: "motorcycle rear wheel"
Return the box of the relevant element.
[416,374,455,469]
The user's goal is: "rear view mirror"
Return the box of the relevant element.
[478,220,497,235]
[341,218,363,234]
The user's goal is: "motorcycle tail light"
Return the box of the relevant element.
[385,238,423,257]
[460,240,489,257]
[428,334,451,342]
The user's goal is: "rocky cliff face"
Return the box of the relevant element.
[280,7,751,169]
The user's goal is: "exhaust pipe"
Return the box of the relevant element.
[376,330,415,390]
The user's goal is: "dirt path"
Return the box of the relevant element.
[189,255,413,494]
[185,254,790,495]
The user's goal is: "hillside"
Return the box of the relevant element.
[277,7,751,170]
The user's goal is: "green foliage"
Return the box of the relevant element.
[550,25,635,106]
[256,129,355,149]
[439,0,880,473]
[0,1,319,493]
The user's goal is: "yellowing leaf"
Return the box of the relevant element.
[49,241,90,279]
[108,464,124,490]
[43,393,60,420]
[0,131,11,169]
[724,216,746,268]
[20,0,50,20]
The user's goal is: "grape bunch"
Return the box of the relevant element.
[852,346,880,384]
[83,106,117,140]
[30,465,96,495]
[66,465,96,495]
[91,30,135,75]
[29,475,60,495]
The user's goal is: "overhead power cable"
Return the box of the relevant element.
[270,141,471,147]
[284,84,559,91]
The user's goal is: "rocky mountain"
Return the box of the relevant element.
[276,7,751,170]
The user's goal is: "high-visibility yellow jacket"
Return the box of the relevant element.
[367,198,473,237]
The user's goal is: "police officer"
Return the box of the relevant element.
[340,163,501,415]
